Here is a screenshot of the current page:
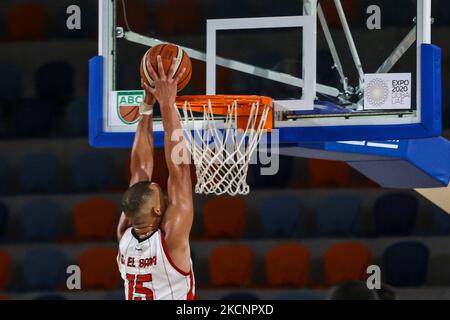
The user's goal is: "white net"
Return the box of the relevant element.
[177,98,271,196]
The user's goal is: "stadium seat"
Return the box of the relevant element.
[277,291,323,300]
[324,242,370,287]
[259,195,303,238]
[0,294,10,300]
[18,153,61,193]
[203,196,246,239]
[64,98,88,137]
[0,250,11,291]
[432,206,450,235]
[22,247,67,290]
[7,3,47,41]
[18,200,65,241]
[72,151,114,192]
[251,155,294,189]
[384,241,429,287]
[265,243,310,288]
[316,194,361,237]
[15,98,53,137]
[221,292,260,300]
[74,198,117,241]
[0,63,23,106]
[0,158,7,194]
[209,244,253,287]
[79,247,120,289]
[0,201,9,239]
[373,193,418,236]
[35,61,75,107]
[308,159,351,187]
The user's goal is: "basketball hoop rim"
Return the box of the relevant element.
[175,94,273,114]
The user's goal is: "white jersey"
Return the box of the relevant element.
[117,228,195,300]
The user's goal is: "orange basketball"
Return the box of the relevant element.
[140,44,192,92]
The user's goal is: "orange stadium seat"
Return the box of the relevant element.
[203,196,246,239]
[308,159,351,187]
[265,243,310,288]
[209,244,253,287]
[324,242,371,287]
[79,247,120,290]
[0,250,11,291]
[7,3,47,41]
[74,199,117,241]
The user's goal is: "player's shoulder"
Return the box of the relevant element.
[119,228,134,246]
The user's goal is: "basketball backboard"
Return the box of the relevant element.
[89,0,441,148]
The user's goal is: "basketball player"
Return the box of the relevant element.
[116,56,194,300]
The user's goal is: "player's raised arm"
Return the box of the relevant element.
[146,56,193,271]
[116,88,156,241]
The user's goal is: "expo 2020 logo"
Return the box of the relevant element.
[366,78,389,107]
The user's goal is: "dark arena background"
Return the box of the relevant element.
[0,0,449,302]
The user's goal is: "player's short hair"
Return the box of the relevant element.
[121,181,154,218]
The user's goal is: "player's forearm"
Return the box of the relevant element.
[160,100,189,174]
[130,114,154,182]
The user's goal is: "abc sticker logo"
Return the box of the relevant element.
[117,91,144,125]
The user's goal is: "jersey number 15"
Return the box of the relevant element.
[126,273,153,300]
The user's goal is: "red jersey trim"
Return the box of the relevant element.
[159,230,191,276]
[187,271,195,300]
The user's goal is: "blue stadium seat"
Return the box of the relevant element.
[432,206,450,235]
[373,193,418,236]
[277,291,324,300]
[72,151,114,192]
[221,292,260,300]
[35,61,75,107]
[251,155,294,189]
[259,195,303,237]
[316,194,361,237]
[0,158,8,194]
[384,241,429,287]
[18,153,61,193]
[15,98,53,137]
[0,63,22,106]
[64,98,88,137]
[18,200,65,241]
[0,201,9,239]
[23,247,67,290]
